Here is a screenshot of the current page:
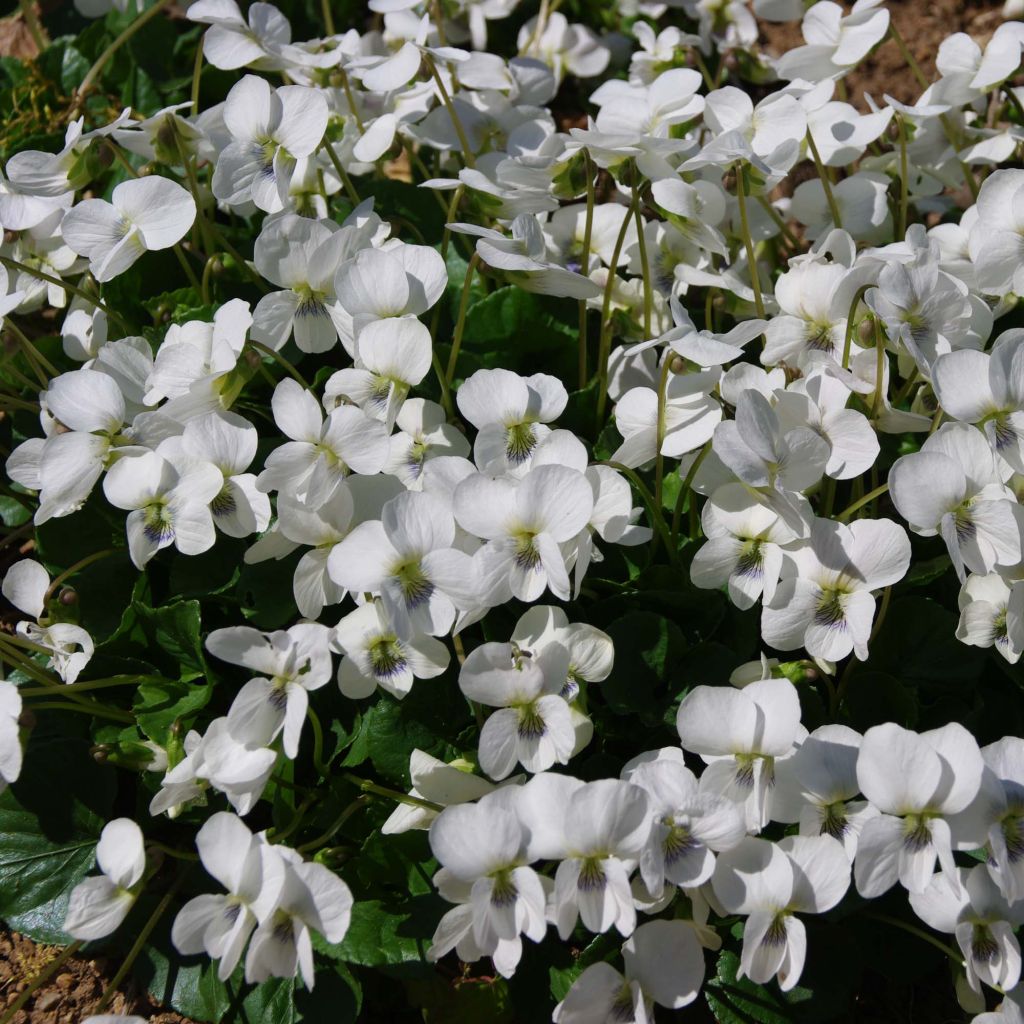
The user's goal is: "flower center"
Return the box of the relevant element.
[211,484,236,517]
[369,635,407,679]
[820,802,849,840]
[513,532,542,570]
[143,501,174,543]
[516,701,546,739]
[505,422,538,464]
[394,560,434,608]
[577,856,607,892]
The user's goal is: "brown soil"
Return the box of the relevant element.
[0,929,189,1024]
[760,0,1009,107]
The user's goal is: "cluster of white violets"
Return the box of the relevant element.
[3,0,1024,1018]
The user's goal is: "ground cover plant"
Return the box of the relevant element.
[1,0,1024,1021]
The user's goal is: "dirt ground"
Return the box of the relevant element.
[0,0,1015,1021]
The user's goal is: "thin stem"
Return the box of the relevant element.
[321,0,335,35]
[5,319,59,379]
[0,941,83,1024]
[867,913,964,966]
[869,585,892,646]
[871,316,886,420]
[29,701,136,723]
[598,461,677,567]
[338,69,365,133]
[578,149,596,390]
[632,181,653,341]
[72,0,175,116]
[654,357,673,511]
[296,795,371,853]
[322,140,361,205]
[841,284,872,369]
[671,442,710,547]
[94,874,185,1013]
[147,840,199,862]
[248,340,309,388]
[431,349,455,419]
[190,33,203,113]
[18,0,48,52]
[734,164,766,319]
[837,483,889,521]
[307,705,329,777]
[893,367,920,407]
[441,185,465,261]
[44,548,116,604]
[806,130,842,230]
[0,257,129,333]
[896,114,909,239]
[18,674,146,696]
[594,196,639,424]
[341,772,444,812]
[424,55,476,169]
[756,195,802,250]
[446,251,480,383]
[270,792,320,845]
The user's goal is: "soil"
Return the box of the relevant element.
[0,929,188,1024]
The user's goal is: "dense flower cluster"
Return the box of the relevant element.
[3,0,1024,1019]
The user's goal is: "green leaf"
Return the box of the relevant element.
[0,715,115,943]
[315,897,434,968]
[133,676,213,745]
[705,951,810,1023]
[131,598,207,678]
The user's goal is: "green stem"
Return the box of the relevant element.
[871,316,886,420]
[0,257,130,333]
[321,0,335,34]
[341,772,443,812]
[598,461,677,567]
[248,340,308,388]
[756,195,802,250]
[893,367,920,407]
[734,163,766,319]
[94,873,185,1013]
[339,69,365,133]
[867,912,963,966]
[44,547,115,603]
[147,840,199,862]
[578,149,596,389]
[29,701,135,723]
[18,0,48,52]
[72,0,175,115]
[17,674,146,696]
[594,195,639,425]
[322,140,361,205]
[296,795,371,853]
[671,441,710,547]
[654,357,673,511]
[446,251,480,383]
[307,705,329,777]
[806,130,842,230]
[837,482,889,521]
[270,792,320,845]
[0,941,83,1024]
[633,180,653,340]
[4,319,59,379]
[896,114,909,238]
[841,284,872,369]
[424,55,476,169]
[190,33,203,113]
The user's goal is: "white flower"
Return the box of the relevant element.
[969,170,1024,297]
[188,0,290,70]
[761,516,911,662]
[332,600,449,699]
[245,855,352,989]
[889,423,1022,581]
[957,573,1024,664]
[677,677,804,831]
[910,865,1024,994]
[459,640,576,779]
[0,682,22,795]
[456,464,594,604]
[1,559,94,683]
[855,723,985,896]
[776,0,890,82]
[65,819,146,940]
[383,399,471,488]
[103,450,223,569]
[172,812,286,980]
[623,749,746,897]
[773,725,879,858]
[205,623,333,757]
[212,75,328,214]
[62,177,195,282]
[711,834,850,992]
[553,920,706,1022]
[428,799,546,978]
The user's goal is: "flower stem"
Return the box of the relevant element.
[424,55,476,169]
[806,130,842,230]
[17,0,48,52]
[307,705,329,777]
[72,0,175,117]
[632,180,653,341]
[836,482,889,521]
[841,284,872,369]
[0,257,130,333]
[594,195,639,425]
[44,548,116,603]
[598,460,677,567]
[578,149,595,390]
[322,140,361,206]
[446,251,480,384]
[671,441,710,547]
[866,912,963,966]
[733,163,766,319]
[17,674,145,696]
[94,873,186,1013]
[341,772,444,812]
[896,113,909,238]
[248,340,309,388]
[296,795,371,853]
[654,357,673,511]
